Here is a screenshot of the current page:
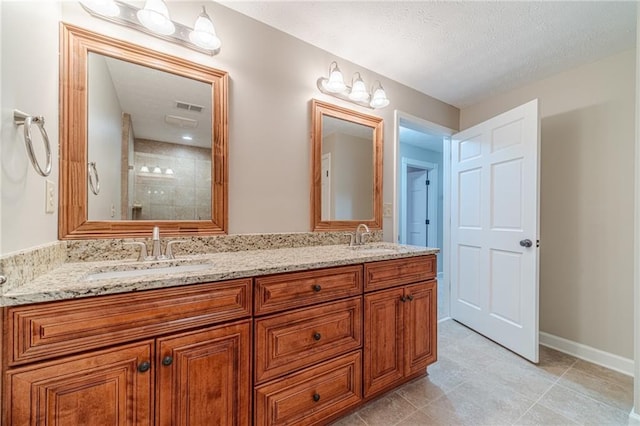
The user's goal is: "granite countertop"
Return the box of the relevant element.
[1,243,438,307]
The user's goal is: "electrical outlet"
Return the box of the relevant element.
[383,203,393,218]
[45,180,55,214]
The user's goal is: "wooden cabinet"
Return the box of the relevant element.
[2,253,438,425]
[3,279,252,426]
[6,341,154,425]
[364,256,437,398]
[253,268,364,425]
[156,321,251,426]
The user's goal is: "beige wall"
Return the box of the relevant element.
[461,50,636,359]
[0,1,458,255]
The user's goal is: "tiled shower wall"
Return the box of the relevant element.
[133,139,212,220]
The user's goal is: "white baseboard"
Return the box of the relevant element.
[628,409,640,425]
[539,332,634,377]
[438,316,452,323]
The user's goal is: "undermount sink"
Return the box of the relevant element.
[83,262,212,282]
[347,244,404,254]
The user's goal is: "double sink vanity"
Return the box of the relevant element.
[0,240,438,425]
[0,17,440,425]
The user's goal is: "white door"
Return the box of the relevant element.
[450,99,540,362]
[407,168,428,246]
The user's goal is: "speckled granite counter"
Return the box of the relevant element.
[1,243,438,307]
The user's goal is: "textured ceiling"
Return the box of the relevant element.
[220,1,636,108]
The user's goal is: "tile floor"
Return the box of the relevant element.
[333,319,634,426]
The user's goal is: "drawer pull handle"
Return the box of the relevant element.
[162,356,173,366]
[312,284,322,292]
[137,361,151,373]
[312,393,321,402]
[313,332,322,341]
[407,295,414,301]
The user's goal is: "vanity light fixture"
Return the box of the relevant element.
[189,6,222,50]
[348,72,369,102]
[137,0,175,36]
[79,0,222,55]
[317,62,390,109]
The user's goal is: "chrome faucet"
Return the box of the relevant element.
[125,226,180,261]
[152,226,162,258]
[351,223,371,246]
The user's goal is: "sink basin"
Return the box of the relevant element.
[84,263,212,282]
[347,244,404,254]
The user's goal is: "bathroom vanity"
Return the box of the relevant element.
[0,245,437,425]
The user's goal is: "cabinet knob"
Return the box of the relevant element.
[162,356,173,366]
[312,284,322,292]
[312,393,321,402]
[313,332,322,341]
[137,361,151,373]
[407,295,414,301]
[400,296,407,302]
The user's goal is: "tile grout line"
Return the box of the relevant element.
[511,358,579,425]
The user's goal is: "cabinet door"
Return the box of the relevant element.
[404,280,437,376]
[156,320,251,426]
[6,341,154,426]
[363,287,404,397]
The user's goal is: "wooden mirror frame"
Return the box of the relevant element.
[59,24,228,239]
[311,99,383,231]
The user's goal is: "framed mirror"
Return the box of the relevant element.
[60,24,228,239]
[311,100,383,231]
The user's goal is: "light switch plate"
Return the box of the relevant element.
[383,203,393,218]
[45,180,55,214]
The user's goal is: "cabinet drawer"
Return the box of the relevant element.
[255,297,362,384]
[364,255,436,291]
[5,278,252,366]
[254,265,363,315]
[254,351,362,426]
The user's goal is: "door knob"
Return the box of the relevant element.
[519,239,533,248]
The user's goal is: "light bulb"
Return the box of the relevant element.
[165,168,174,175]
[325,61,346,93]
[137,0,175,35]
[153,166,162,174]
[370,82,390,108]
[348,73,369,102]
[140,165,150,173]
[189,7,221,50]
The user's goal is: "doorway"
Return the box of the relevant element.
[400,158,438,248]
[394,111,453,320]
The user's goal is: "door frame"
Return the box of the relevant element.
[393,110,454,317]
[399,157,438,248]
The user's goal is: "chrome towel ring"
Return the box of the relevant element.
[88,161,100,195]
[13,110,52,177]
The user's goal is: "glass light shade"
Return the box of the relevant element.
[140,165,150,173]
[325,62,346,93]
[80,0,120,17]
[137,0,175,35]
[165,168,174,175]
[370,84,390,108]
[152,166,162,174]
[348,73,369,102]
[189,7,221,50]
